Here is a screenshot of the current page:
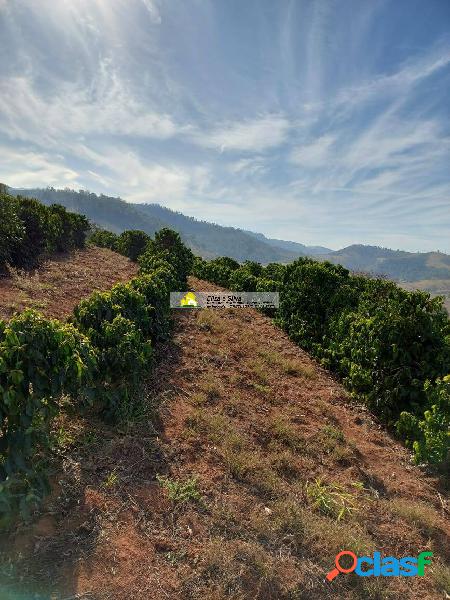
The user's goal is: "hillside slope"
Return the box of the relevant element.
[0,246,138,321]
[1,277,448,600]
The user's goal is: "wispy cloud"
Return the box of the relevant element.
[191,115,290,152]
[290,135,335,168]
[0,0,449,251]
[0,147,80,188]
[0,71,184,147]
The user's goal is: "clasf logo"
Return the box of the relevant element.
[326,550,433,581]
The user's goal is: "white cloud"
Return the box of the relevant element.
[290,135,335,168]
[0,74,182,147]
[0,147,79,188]
[228,157,267,177]
[192,115,290,152]
[335,47,450,109]
[64,142,211,205]
[141,0,162,24]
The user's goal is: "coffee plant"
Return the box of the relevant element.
[0,190,90,271]
[116,229,150,261]
[0,310,95,524]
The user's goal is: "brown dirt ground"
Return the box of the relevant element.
[0,276,449,600]
[0,246,138,321]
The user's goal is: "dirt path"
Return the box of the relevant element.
[0,246,138,321]
[1,277,448,600]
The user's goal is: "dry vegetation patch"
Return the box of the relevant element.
[0,246,138,320]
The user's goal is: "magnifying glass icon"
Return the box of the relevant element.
[326,550,357,581]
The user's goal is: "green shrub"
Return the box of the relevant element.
[0,192,90,271]
[48,204,89,251]
[10,196,52,268]
[0,310,95,523]
[72,281,155,418]
[89,315,153,420]
[116,229,150,261]
[138,250,179,290]
[262,263,286,281]
[242,260,263,277]
[229,268,258,291]
[256,277,279,316]
[89,228,119,251]
[277,259,354,352]
[72,281,152,340]
[0,193,25,273]
[326,284,450,421]
[144,228,194,288]
[130,272,172,341]
[397,376,450,465]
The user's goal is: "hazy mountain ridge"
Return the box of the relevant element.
[242,230,332,256]
[8,188,450,293]
[12,187,167,237]
[11,188,303,263]
[321,244,450,281]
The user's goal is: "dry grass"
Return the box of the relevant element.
[197,309,225,333]
[389,499,440,536]
[431,560,450,595]
[259,349,317,379]
[197,373,224,403]
[0,247,138,321]
[187,538,299,600]
[267,415,305,452]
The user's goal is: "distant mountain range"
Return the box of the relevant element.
[8,188,450,294]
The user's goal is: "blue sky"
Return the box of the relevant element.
[0,0,449,252]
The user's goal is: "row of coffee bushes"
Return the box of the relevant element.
[89,228,150,261]
[0,188,90,272]
[72,229,193,419]
[193,256,450,466]
[0,229,193,525]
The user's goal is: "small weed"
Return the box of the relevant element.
[52,426,75,450]
[321,424,345,443]
[306,478,362,521]
[270,449,301,480]
[185,409,234,445]
[223,446,281,498]
[103,470,118,488]
[190,392,209,406]
[157,475,202,504]
[248,359,269,385]
[80,430,99,447]
[269,416,304,451]
[165,550,188,565]
[252,382,270,395]
[198,374,223,402]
